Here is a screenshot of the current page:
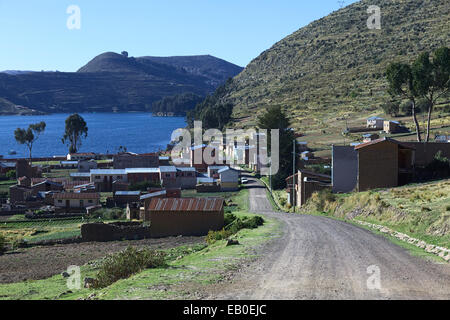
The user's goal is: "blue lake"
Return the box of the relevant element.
[0,113,186,158]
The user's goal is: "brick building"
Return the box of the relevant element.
[142,197,224,237]
[113,152,159,169]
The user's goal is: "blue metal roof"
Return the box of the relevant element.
[176,167,196,172]
[0,162,15,168]
[90,169,127,175]
[125,168,159,174]
[218,167,238,174]
[115,191,141,196]
[159,166,177,173]
[70,172,91,177]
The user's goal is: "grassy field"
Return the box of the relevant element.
[0,179,15,196]
[303,179,450,249]
[0,188,280,300]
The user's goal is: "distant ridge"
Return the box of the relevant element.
[0,52,243,115]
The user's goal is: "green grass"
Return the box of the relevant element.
[0,180,15,195]
[0,188,280,300]
[302,179,450,249]
[33,161,61,166]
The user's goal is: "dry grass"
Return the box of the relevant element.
[304,180,450,247]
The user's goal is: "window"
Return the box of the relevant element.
[88,200,93,204]
[95,176,101,179]
[58,200,63,204]
[80,200,84,207]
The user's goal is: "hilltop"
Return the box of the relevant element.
[0,52,243,115]
[198,0,449,148]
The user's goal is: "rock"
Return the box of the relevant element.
[227,239,240,246]
[61,272,70,278]
[84,277,96,289]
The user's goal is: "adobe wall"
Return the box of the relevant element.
[149,210,224,238]
[357,142,398,191]
[402,142,450,167]
[81,222,151,242]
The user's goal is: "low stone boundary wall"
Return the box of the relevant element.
[196,185,221,193]
[355,220,450,262]
[81,222,151,242]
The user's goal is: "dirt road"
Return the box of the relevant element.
[211,177,450,300]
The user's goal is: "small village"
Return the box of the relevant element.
[0,0,449,303]
[1,114,449,246]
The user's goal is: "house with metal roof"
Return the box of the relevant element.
[53,192,100,209]
[366,116,384,129]
[332,138,415,192]
[143,197,225,237]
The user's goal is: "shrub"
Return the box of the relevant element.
[6,170,16,179]
[206,229,232,245]
[206,215,265,245]
[224,213,237,227]
[0,234,6,255]
[425,151,450,178]
[93,246,166,289]
[89,208,125,220]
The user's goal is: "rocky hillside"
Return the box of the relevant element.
[205,0,449,129]
[0,52,243,114]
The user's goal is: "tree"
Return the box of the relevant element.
[14,122,46,164]
[386,63,422,141]
[386,47,450,142]
[257,106,296,189]
[62,114,88,154]
[381,100,400,117]
[121,51,129,58]
[411,47,450,142]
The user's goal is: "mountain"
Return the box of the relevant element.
[197,0,449,130]
[0,52,243,115]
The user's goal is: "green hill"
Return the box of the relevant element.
[199,0,449,138]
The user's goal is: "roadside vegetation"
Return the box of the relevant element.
[0,188,278,300]
[302,179,450,249]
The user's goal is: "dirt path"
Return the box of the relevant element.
[209,176,450,300]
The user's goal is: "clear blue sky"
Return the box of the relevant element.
[0,0,358,71]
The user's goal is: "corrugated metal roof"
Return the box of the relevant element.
[0,162,16,168]
[70,172,91,177]
[159,166,177,173]
[176,167,196,172]
[125,168,159,174]
[140,190,166,200]
[90,169,127,175]
[53,192,100,200]
[147,197,224,212]
[354,137,415,150]
[115,191,141,196]
[197,177,216,183]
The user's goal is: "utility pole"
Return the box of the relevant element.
[292,139,296,212]
[269,163,272,193]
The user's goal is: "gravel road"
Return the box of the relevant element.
[211,176,450,300]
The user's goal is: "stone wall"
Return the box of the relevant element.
[81,222,151,242]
